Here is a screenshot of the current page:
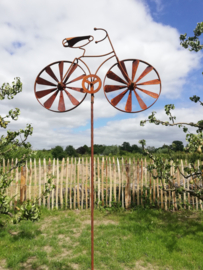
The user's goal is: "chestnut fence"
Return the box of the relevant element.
[3,157,203,211]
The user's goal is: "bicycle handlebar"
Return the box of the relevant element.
[94,28,108,44]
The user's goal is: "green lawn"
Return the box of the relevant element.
[0,207,203,270]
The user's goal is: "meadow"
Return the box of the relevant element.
[0,207,203,270]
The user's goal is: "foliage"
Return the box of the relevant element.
[138,139,146,152]
[64,145,77,157]
[0,78,55,224]
[121,141,131,152]
[140,22,203,202]
[52,145,67,160]
[171,140,184,152]
[103,145,119,156]
[33,149,53,160]
[180,22,203,53]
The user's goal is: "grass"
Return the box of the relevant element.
[0,207,203,270]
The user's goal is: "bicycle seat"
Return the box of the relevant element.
[62,35,94,48]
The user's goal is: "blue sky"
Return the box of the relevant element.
[0,0,202,150]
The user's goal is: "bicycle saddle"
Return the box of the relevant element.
[62,35,93,48]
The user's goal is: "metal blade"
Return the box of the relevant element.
[136,86,159,98]
[45,66,59,82]
[66,86,85,93]
[36,77,56,87]
[106,70,127,84]
[63,64,78,83]
[132,60,139,81]
[35,88,57,98]
[64,89,79,106]
[66,74,86,85]
[44,90,59,109]
[58,91,65,111]
[104,85,126,93]
[118,61,130,82]
[111,89,128,106]
[133,90,147,110]
[59,61,64,82]
[136,79,160,86]
[135,66,153,83]
[125,91,132,112]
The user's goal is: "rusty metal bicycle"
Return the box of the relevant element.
[34,27,161,113]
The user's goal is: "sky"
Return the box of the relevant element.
[0,0,203,150]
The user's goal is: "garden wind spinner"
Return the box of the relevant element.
[34,27,161,270]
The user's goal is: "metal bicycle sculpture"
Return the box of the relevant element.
[34,27,161,270]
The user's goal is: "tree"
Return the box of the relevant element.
[138,139,146,152]
[83,144,90,154]
[171,140,184,152]
[52,145,66,160]
[76,146,86,155]
[103,145,119,156]
[139,22,203,203]
[146,146,156,153]
[131,144,142,153]
[0,78,54,224]
[65,145,77,157]
[121,142,131,152]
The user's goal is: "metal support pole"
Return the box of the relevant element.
[91,93,94,270]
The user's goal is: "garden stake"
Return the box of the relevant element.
[34,27,162,270]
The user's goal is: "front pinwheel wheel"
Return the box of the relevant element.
[103,59,161,113]
[34,61,87,112]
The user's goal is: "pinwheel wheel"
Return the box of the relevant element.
[34,61,87,112]
[103,59,161,113]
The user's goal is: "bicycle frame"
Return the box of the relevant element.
[62,28,129,84]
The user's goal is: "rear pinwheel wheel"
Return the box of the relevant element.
[103,59,161,113]
[34,61,87,112]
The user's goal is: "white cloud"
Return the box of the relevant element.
[0,0,202,149]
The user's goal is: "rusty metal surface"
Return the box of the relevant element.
[34,61,87,113]
[34,27,162,270]
[91,93,94,270]
[104,59,161,113]
[82,75,102,94]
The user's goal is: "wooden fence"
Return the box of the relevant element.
[3,157,203,211]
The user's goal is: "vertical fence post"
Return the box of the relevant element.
[85,157,88,209]
[144,158,148,205]
[97,157,100,205]
[141,159,143,206]
[132,158,135,204]
[52,158,55,209]
[39,159,41,206]
[117,158,120,204]
[121,157,124,209]
[109,157,112,207]
[94,157,96,206]
[70,158,73,209]
[101,157,104,205]
[47,158,51,210]
[34,159,37,203]
[81,157,84,209]
[29,159,32,201]
[105,158,107,206]
[137,159,140,206]
[113,157,116,203]
[61,158,64,209]
[20,166,26,203]
[15,158,18,207]
[125,159,131,209]
[56,159,59,209]
[10,159,13,208]
[77,158,80,209]
[65,157,69,210]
